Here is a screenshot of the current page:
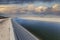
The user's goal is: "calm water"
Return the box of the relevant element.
[14,18,60,40]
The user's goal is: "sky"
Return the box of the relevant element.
[0,0,60,17]
[0,0,60,3]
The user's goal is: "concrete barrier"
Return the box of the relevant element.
[0,18,39,40]
[0,18,15,40]
[12,19,39,40]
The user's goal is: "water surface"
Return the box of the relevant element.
[14,18,60,40]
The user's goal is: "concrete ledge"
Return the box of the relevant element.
[0,18,15,40]
[12,19,39,40]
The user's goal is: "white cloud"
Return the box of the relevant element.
[0,4,60,15]
[26,4,35,11]
[52,4,60,11]
[0,5,17,14]
[35,6,48,12]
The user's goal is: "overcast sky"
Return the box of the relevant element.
[0,0,60,17]
[0,0,60,4]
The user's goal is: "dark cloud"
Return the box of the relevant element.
[15,0,54,2]
[0,0,60,4]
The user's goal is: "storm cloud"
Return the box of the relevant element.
[0,0,60,4]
